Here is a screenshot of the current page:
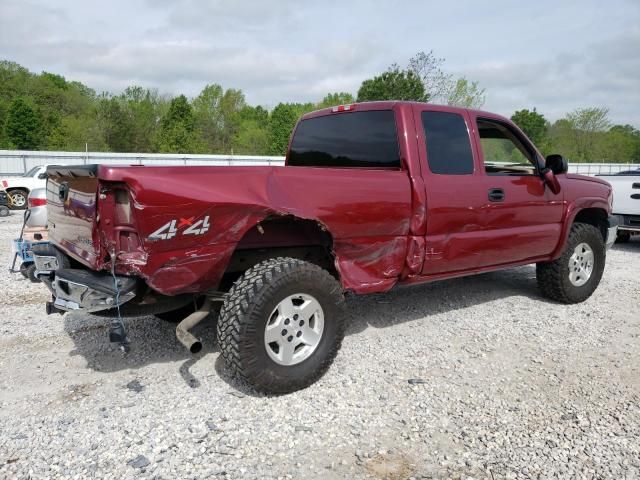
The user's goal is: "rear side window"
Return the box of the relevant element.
[422,111,474,174]
[288,110,400,168]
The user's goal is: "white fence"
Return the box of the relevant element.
[567,163,639,175]
[0,149,638,177]
[0,150,285,176]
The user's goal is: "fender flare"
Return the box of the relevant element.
[550,198,610,260]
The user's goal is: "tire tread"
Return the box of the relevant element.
[217,257,344,393]
[536,222,605,304]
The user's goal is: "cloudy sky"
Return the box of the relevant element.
[1,0,639,126]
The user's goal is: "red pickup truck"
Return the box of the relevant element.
[34,101,618,393]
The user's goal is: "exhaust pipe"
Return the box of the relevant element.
[176,299,211,354]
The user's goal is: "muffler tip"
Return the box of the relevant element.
[190,341,203,354]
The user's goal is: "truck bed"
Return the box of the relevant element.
[46,164,412,295]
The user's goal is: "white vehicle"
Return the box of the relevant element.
[0,165,59,209]
[599,169,640,243]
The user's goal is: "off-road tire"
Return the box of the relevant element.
[616,231,631,244]
[217,257,345,394]
[536,222,606,304]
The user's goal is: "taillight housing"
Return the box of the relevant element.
[1,180,7,188]
[28,197,47,208]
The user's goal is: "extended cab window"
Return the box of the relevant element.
[477,119,537,175]
[288,110,400,168]
[422,111,474,175]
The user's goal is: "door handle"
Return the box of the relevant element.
[488,188,505,202]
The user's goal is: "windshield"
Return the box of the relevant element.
[22,166,40,178]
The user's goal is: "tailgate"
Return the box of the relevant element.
[46,165,100,267]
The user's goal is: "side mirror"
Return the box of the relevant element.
[545,154,568,175]
[542,168,561,195]
[38,173,47,179]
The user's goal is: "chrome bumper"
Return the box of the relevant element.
[605,215,620,250]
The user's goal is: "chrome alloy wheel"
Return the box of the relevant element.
[568,242,594,287]
[264,293,325,366]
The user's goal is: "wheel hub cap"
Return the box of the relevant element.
[568,242,594,287]
[264,293,324,366]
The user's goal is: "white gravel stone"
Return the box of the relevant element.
[0,211,639,479]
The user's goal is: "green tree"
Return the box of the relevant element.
[267,103,315,155]
[120,86,164,152]
[268,103,298,156]
[600,124,640,162]
[568,107,611,162]
[357,65,427,102]
[408,50,450,102]
[317,92,355,108]
[156,95,201,153]
[230,105,269,154]
[547,107,612,162]
[97,96,134,152]
[511,108,549,149]
[4,97,41,149]
[47,114,108,151]
[445,78,485,108]
[233,119,269,155]
[192,84,247,153]
[192,84,224,152]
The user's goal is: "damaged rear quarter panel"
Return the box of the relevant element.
[98,165,412,295]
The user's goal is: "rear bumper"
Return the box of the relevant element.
[32,244,137,313]
[606,215,619,249]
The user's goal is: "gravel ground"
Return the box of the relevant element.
[0,211,638,480]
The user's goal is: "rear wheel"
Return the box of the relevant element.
[536,222,606,304]
[8,190,28,210]
[217,257,345,394]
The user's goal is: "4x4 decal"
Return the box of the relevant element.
[149,215,210,240]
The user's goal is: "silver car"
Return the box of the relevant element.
[25,187,47,228]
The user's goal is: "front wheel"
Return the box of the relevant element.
[217,257,345,394]
[536,222,606,304]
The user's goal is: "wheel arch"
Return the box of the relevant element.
[551,200,609,260]
[219,215,338,290]
[6,186,30,194]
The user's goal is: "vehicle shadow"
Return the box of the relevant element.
[610,235,640,253]
[343,264,540,336]
[64,312,219,376]
[63,264,543,391]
